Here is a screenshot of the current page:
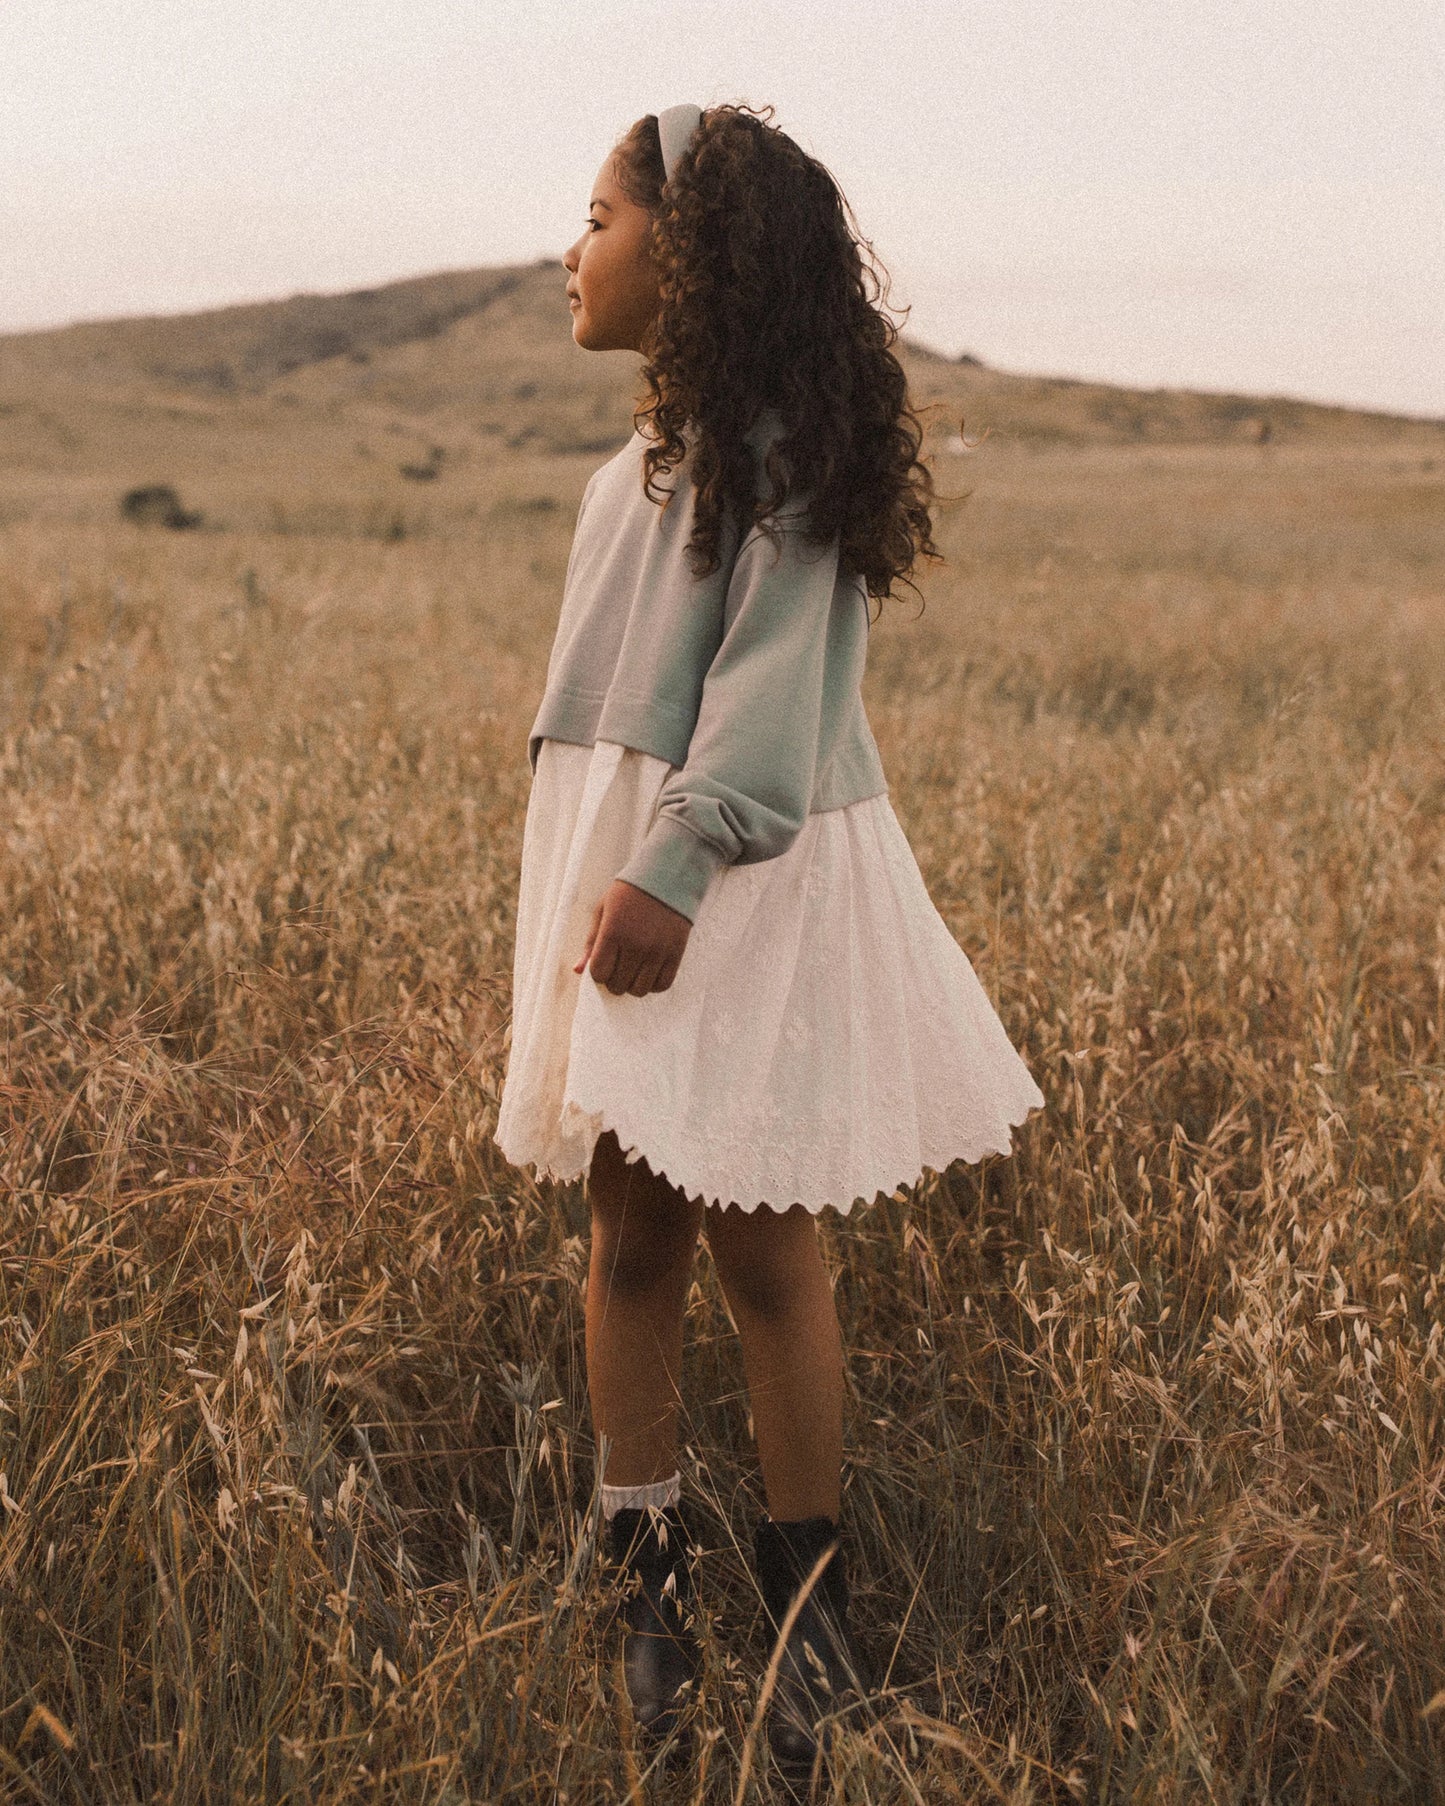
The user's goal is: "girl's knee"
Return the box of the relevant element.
[588,1141,700,1293]
[591,1214,696,1296]
[705,1202,817,1322]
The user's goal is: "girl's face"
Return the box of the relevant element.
[561,151,663,353]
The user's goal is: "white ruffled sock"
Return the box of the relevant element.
[600,1470,681,1519]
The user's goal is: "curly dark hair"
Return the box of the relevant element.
[612,102,952,616]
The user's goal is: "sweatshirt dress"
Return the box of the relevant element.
[492,423,1046,1216]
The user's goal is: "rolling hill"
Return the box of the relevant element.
[2,259,1441,537]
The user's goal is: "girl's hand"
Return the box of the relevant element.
[575,879,692,996]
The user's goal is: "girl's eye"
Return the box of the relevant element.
[585,218,601,231]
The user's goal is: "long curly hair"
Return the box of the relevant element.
[612,102,949,616]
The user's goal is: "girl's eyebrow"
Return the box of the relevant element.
[589,198,614,212]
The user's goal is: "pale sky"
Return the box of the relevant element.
[3,0,1442,417]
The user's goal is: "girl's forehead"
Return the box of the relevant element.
[590,153,645,219]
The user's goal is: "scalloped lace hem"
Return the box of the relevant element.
[494,1083,1046,1217]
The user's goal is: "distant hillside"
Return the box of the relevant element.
[0,267,531,395]
[4,261,1443,448]
[1,261,1442,535]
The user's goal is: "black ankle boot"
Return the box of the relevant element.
[752,1514,871,1785]
[604,1501,701,1753]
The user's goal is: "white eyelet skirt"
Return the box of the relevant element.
[492,738,1046,1216]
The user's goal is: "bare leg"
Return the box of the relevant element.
[585,1129,704,1488]
[704,1202,844,1522]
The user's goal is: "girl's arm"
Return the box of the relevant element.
[573,490,869,995]
[613,502,865,924]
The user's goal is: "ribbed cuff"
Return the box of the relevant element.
[601,1471,681,1519]
[614,814,729,925]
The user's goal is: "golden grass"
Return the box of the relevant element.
[2,424,1444,1802]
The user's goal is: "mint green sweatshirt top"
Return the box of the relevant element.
[527,411,890,924]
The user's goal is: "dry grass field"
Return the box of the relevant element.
[2,266,1444,1802]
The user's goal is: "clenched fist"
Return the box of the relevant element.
[575,879,692,996]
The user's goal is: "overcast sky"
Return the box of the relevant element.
[3,0,1442,416]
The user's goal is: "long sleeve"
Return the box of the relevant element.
[613,504,866,923]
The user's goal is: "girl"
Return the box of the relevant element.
[493,102,1046,1781]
